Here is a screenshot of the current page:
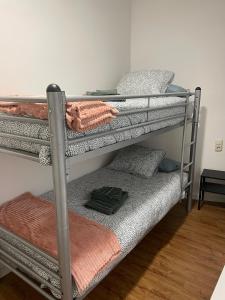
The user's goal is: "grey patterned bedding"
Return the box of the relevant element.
[0,97,193,165]
[0,168,187,298]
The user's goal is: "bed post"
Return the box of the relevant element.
[187,87,201,212]
[46,84,73,300]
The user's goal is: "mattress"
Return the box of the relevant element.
[0,97,193,165]
[0,168,188,298]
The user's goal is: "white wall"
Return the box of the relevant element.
[131,0,225,197]
[0,0,131,202]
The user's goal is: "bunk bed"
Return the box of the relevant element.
[0,84,201,300]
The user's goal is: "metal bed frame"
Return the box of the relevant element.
[0,84,201,300]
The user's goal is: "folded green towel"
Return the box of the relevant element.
[86,89,118,96]
[85,89,126,102]
[91,186,123,202]
[85,192,128,215]
[85,186,128,215]
[96,89,118,95]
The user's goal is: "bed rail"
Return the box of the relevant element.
[0,258,56,300]
[68,113,186,145]
[0,85,201,300]
[0,91,194,103]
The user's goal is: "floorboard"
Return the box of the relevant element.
[0,202,225,300]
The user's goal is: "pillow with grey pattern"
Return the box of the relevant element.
[117,70,175,95]
[107,145,166,178]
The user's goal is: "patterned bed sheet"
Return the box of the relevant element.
[0,97,193,165]
[0,168,188,298]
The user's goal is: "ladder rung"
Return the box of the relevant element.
[185,141,196,148]
[183,181,192,190]
[183,161,193,170]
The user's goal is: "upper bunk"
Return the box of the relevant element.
[0,86,200,165]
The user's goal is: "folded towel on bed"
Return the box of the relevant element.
[0,192,121,293]
[85,186,128,215]
[91,186,124,201]
[0,101,118,132]
[86,89,125,102]
[86,89,119,96]
[66,101,118,132]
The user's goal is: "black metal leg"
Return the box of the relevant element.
[198,190,203,210]
[198,195,201,210]
[202,177,205,207]
[202,190,205,202]
[198,177,206,210]
[198,176,202,210]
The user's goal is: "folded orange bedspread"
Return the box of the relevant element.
[0,193,121,293]
[0,101,118,132]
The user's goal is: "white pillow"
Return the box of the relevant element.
[117,70,175,95]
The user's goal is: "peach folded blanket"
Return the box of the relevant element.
[0,101,118,132]
[0,192,121,293]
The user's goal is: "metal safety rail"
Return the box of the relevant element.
[0,85,201,300]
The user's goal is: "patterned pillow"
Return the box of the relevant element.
[117,70,175,95]
[107,145,166,178]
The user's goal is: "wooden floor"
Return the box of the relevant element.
[0,202,225,300]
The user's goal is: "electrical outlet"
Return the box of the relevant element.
[215,139,223,152]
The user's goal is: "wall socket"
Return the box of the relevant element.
[215,139,223,152]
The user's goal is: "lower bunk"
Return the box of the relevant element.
[0,167,187,299]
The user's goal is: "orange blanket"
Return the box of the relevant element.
[0,101,118,132]
[0,193,121,293]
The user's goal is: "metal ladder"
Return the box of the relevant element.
[180,87,201,212]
